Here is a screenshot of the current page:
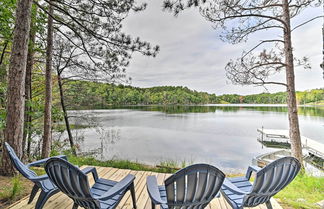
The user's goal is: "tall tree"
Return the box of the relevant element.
[23,5,38,160]
[34,0,159,82]
[33,0,159,154]
[42,1,54,158]
[163,0,322,164]
[53,36,78,155]
[1,0,33,175]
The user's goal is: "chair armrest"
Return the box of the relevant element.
[146,176,167,205]
[82,167,98,181]
[222,178,249,195]
[27,155,67,167]
[29,174,49,181]
[98,174,135,201]
[245,165,261,180]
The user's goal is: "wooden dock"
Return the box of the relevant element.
[257,128,324,160]
[9,166,283,209]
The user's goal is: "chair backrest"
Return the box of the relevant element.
[45,157,100,209]
[4,142,38,179]
[243,157,301,207]
[164,164,225,209]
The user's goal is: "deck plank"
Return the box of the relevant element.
[8,166,283,209]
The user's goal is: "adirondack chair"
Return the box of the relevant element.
[44,157,136,209]
[147,164,225,209]
[4,142,67,209]
[221,157,301,209]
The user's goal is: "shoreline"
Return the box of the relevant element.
[67,103,324,111]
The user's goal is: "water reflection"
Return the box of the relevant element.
[103,104,324,117]
[69,105,324,173]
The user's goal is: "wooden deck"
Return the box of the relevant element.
[9,166,283,209]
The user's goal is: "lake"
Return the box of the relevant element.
[67,105,324,173]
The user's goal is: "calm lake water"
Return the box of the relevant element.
[67,105,324,173]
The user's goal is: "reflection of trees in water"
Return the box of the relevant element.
[60,111,123,158]
[107,105,324,117]
[95,126,121,160]
[53,111,100,153]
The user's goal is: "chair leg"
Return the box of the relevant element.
[35,190,55,209]
[72,203,79,209]
[130,182,137,209]
[265,200,273,209]
[28,184,40,204]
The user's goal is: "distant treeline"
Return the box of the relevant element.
[64,80,324,109]
[219,89,324,104]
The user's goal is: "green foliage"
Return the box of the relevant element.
[218,89,324,105]
[0,0,16,41]
[275,174,324,209]
[63,80,324,108]
[0,175,24,202]
[64,80,219,108]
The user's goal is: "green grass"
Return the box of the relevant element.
[54,123,91,132]
[305,100,324,106]
[67,154,180,173]
[0,175,24,203]
[275,174,324,209]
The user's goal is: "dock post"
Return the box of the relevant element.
[261,126,264,149]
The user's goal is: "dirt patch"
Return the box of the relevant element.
[0,175,33,208]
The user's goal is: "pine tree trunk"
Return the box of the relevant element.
[57,74,76,155]
[42,2,53,158]
[282,0,304,165]
[23,7,37,160]
[1,0,33,176]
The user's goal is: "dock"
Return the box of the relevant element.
[257,128,324,160]
[9,166,283,209]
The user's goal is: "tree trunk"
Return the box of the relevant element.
[0,41,9,66]
[23,6,37,160]
[1,0,33,176]
[282,0,304,165]
[42,2,53,158]
[57,73,76,155]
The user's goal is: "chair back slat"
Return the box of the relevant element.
[45,157,100,209]
[4,143,37,179]
[164,164,225,209]
[185,172,197,203]
[195,171,208,201]
[243,157,300,207]
[176,175,185,203]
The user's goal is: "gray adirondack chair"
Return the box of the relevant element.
[221,157,301,209]
[4,142,67,209]
[147,164,225,209]
[44,157,136,209]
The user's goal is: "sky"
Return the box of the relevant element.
[123,1,324,95]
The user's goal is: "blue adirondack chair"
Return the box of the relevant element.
[221,157,301,209]
[4,142,67,209]
[44,157,136,209]
[147,164,225,209]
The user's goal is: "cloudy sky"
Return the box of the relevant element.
[123,2,324,95]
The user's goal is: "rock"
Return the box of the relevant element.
[315,200,324,209]
[296,198,306,202]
